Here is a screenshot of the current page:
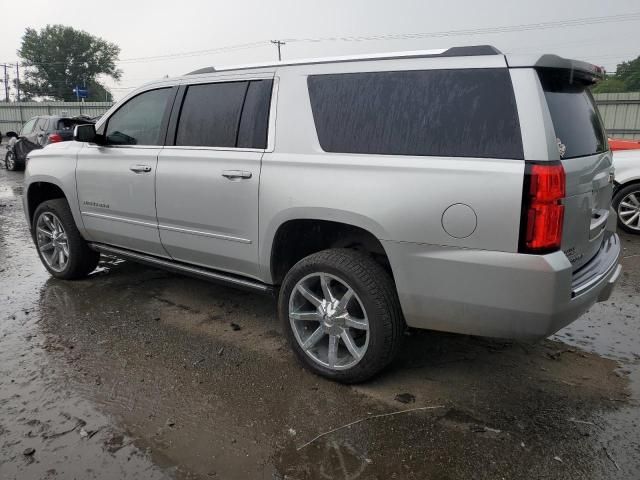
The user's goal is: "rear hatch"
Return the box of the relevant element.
[537,67,613,270]
[54,117,93,141]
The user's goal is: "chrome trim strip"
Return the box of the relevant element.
[571,233,621,298]
[161,146,263,153]
[89,243,271,293]
[157,224,251,244]
[81,211,157,228]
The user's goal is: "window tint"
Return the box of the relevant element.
[237,80,273,149]
[57,118,85,131]
[105,88,171,145]
[307,69,523,159]
[538,69,607,159]
[20,118,37,136]
[176,82,248,148]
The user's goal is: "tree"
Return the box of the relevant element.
[592,55,640,93]
[18,25,121,101]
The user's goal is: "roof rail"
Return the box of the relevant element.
[184,45,502,75]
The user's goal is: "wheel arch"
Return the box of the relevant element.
[263,209,394,285]
[25,177,80,231]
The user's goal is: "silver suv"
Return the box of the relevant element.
[23,46,622,382]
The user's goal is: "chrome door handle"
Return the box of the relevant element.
[130,164,152,173]
[222,170,252,180]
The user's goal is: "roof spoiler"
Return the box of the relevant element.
[186,66,217,75]
[505,54,605,83]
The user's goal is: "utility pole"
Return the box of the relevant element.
[15,62,20,102]
[1,64,8,102]
[270,40,286,61]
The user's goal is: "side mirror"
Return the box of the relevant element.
[74,124,104,144]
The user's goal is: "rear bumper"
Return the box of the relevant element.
[383,232,621,340]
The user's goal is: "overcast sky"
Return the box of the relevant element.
[1,0,639,100]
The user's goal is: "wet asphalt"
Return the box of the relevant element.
[0,166,639,480]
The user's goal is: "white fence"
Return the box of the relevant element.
[593,92,640,140]
[0,102,113,134]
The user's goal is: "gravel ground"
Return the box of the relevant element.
[0,166,638,479]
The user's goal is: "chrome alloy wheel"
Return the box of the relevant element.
[289,272,370,370]
[36,212,70,272]
[618,190,640,231]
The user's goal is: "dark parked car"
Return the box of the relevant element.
[4,115,94,171]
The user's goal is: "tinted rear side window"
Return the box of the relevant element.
[176,82,248,148]
[307,69,523,159]
[237,80,273,149]
[538,69,607,159]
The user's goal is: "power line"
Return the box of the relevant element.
[4,11,639,69]
[281,12,640,44]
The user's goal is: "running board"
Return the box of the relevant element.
[89,243,274,294]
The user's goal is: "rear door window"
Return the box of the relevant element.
[175,79,272,149]
[35,118,48,133]
[538,69,607,159]
[237,80,273,149]
[307,69,523,159]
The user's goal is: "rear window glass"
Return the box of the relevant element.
[538,69,607,159]
[307,69,523,159]
[57,118,88,131]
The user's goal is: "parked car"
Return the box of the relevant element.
[22,46,621,382]
[4,115,94,171]
[610,138,640,152]
[613,148,640,234]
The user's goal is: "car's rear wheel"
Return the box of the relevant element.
[613,183,640,234]
[32,199,100,279]
[279,248,404,383]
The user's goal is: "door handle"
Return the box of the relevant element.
[222,170,252,180]
[130,164,152,173]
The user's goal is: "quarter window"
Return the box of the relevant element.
[307,69,523,159]
[105,88,172,146]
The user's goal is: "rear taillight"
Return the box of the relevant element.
[519,162,566,254]
[48,133,63,143]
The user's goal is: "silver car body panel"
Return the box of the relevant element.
[23,48,622,341]
[76,143,168,257]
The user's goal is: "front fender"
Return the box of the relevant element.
[24,144,84,235]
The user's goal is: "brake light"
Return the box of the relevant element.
[519,162,566,253]
[48,133,63,143]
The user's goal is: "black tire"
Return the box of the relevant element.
[613,183,640,234]
[278,248,404,383]
[32,199,100,279]
[5,151,22,171]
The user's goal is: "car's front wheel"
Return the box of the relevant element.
[5,151,20,171]
[613,183,640,234]
[279,248,404,383]
[32,199,100,279]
